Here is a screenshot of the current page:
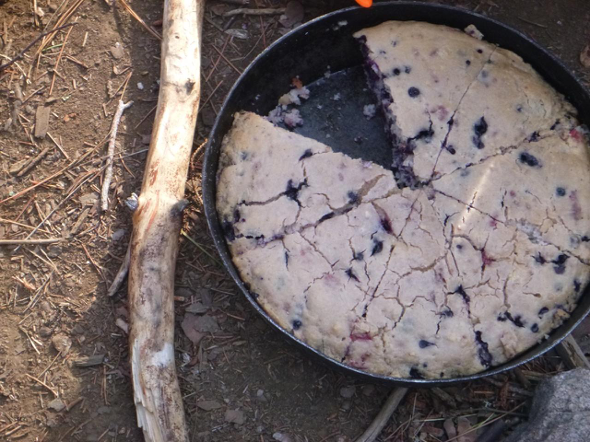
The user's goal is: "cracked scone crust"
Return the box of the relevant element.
[217,23,590,381]
[353,21,576,187]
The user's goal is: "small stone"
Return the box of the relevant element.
[505,368,590,442]
[196,400,223,411]
[273,432,293,442]
[110,42,125,60]
[361,385,375,396]
[51,333,72,355]
[47,244,62,258]
[175,287,192,298]
[224,408,245,425]
[71,325,84,335]
[339,385,356,398]
[48,398,66,412]
[111,229,126,242]
[97,406,111,415]
[137,82,144,90]
[39,326,53,337]
[279,1,304,28]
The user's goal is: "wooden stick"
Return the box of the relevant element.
[25,373,58,397]
[16,145,51,177]
[107,243,130,297]
[0,23,77,72]
[223,7,285,17]
[354,387,408,442]
[0,238,61,245]
[49,22,75,96]
[556,334,590,369]
[128,1,204,441]
[118,0,162,41]
[101,99,133,211]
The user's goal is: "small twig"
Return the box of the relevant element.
[64,54,89,69]
[211,44,242,75]
[38,352,61,378]
[101,99,133,211]
[117,0,162,40]
[134,105,156,130]
[181,230,223,266]
[518,17,548,28]
[223,7,285,17]
[0,238,61,245]
[21,272,52,315]
[107,243,130,296]
[82,244,107,283]
[25,373,58,397]
[482,378,534,397]
[446,402,525,442]
[201,80,224,109]
[49,21,75,96]
[355,387,408,442]
[47,132,70,159]
[16,145,51,177]
[0,23,77,72]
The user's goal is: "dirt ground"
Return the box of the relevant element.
[0,0,589,441]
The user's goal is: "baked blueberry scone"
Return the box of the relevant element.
[353,21,576,187]
[216,21,590,379]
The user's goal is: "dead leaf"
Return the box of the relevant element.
[181,314,205,345]
[186,302,208,314]
[580,45,590,68]
[224,408,245,425]
[197,400,223,411]
[279,1,304,28]
[456,416,476,442]
[444,418,457,439]
[182,313,219,344]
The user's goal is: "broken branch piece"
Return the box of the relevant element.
[128,0,205,441]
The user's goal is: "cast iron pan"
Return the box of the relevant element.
[203,1,590,386]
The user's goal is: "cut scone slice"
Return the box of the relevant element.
[354,20,496,183]
[217,111,398,243]
[433,131,590,262]
[217,111,329,232]
[230,233,333,334]
[433,47,577,178]
[463,232,588,365]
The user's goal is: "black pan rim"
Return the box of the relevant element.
[202,1,590,386]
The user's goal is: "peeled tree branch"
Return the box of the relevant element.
[128,1,205,441]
